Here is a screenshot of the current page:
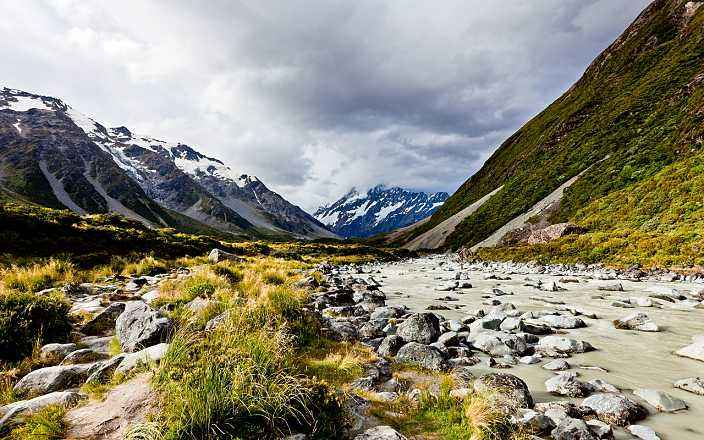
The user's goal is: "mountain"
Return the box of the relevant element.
[315,185,448,238]
[0,88,336,239]
[393,0,704,268]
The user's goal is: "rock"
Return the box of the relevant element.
[115,343,169,376]
[599,283,624,292]
[675,336,704,362]
[377,335,405,357]
[543,360,570,371]
[39,343,78,363]
[0,391,85,429]
[633,389,687,412]
[395,342,447,371]
[630,297,654,307]
[79,336,115,354]
[580,393,647,426]
[514,409,555,434]
[328,320,359,342]
[396,313,440,344]
[519,355,542,365]
[537,336,594,356]
[437,331,459,346]
[370,306,406,320]
[613,312,659,332]
[471,331,528,357]
[520,321,553,335]
[359,321,387,340]
[80,302,126,335]
[208,248,241,263]
[354,425,407,440]
[65,374,155,440]
[115,302,173,352]
[586,379,619,393]
[185,297,214,313]
[60,349,109,365]
[586,419,613,439]
[540,315,586,329]
[204,311,230,331]
[551,417,597,440]
[674,377,704,395]
[13,364,94,396]
[473,373,534,409]
[545,372,589,397]
[86,355,127,384]
[527,223,585,244]
[627,425,661,440]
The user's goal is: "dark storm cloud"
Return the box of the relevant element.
[1,0,652,210]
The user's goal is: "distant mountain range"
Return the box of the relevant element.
[314,185,448,238]
[0,88,335,239]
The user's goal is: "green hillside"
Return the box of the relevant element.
[397,0,704,262]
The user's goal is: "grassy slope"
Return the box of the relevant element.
[395,0,704,256]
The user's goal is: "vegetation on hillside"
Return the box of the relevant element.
[395,0,704,263]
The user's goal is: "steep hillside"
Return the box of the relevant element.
[315,185,448,238]
[0,88,335,239]
[395,0,704,259]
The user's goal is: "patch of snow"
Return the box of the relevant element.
[12,120,21,134]
[374,201,404,226]
[2,95,53,112]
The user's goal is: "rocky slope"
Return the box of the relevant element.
[315,185,448,238]
[0,88,335,239]
[393,0,704,266]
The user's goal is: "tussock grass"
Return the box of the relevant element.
[6,404,67,440]
[302,343,375,386]
[121,256,169,277]
[1,259,77,293]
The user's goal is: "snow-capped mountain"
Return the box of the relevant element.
[315,185,449,238]
[0,87,335,239]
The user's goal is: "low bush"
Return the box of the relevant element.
[0,291,71,361]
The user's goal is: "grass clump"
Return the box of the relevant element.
[1,259,76,293]
[6,404,67,440]
[122,256,169,277]
[0,291,71,362]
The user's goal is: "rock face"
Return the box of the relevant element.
[315,185,449,238]
[65,374,155,440]
[581,393,648,426]
[526,223,585,244]
[395,342,447,371]
[115,302,173,352]
[354,425,408,440]
[396,313,441,344]
[473,373,534,409]
[13,364,94,396]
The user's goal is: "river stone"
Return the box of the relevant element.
[585,419,612,439]
[39,343,78,363]
[395,342,447,371]
[633,389,687,412]
[540,315,586,329]
[675,336,704,362]
[674,377,704,395]
[545,372,589,397]
[627,425,661,440]
[437,331,459,346]
[115,302,173,352]
[370,306,406,320]
[551,417,597,440]
[80,302,126,336]
[471,331,528,356]
[586,379,619,393]
[537,336,594,356]
[473,373,534,409]
[13,364,94,396]
[377,335,405,357]
[396,313,440,344]
[328,320,359,341]
[60,349,109,365]
[580,393,648,426]
[514,409,554,434]
[115,343,169,375]
[543,360,570,371]
[0,391,85,429]
[613,312,659,332]
[354,425,407,440]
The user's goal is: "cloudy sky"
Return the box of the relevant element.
[2,0,651,211]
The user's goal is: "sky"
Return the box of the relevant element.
[1,0,652,212]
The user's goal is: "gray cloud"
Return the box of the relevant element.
[1,0,651,211]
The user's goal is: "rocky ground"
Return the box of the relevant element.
[315,254,704,440]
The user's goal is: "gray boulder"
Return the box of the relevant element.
[395,342,447,371]
[537,336,594,356]
[115,301,173,352]
[354,425,407,440]
[539,315,586,329]
[13,364,94,396]
[627,425,661,440]
[580,393,648,426]
[377,335,405,357]
[471,331,528,357]
[85,354,126,384]
[675,336,704,362]
[60,349,109,365]
[633,389,687,412]
[674,377,704,395]
[613,312,659,332]
[80,302,126,335]
[0,391,84,429]
[327,320,359,342]
[115,343,169,375]
[396,313,440,344]
[545,372,589,397]
[551,417,597,440]
[473,373,534,409]
[39,343,77,363]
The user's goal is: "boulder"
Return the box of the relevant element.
[395,342,447,371]
[543,360,570,371]
[86,355,127,384]
[39,343,78,363]
[327,320,359,342]
[514,409,555,434]
[537,336,594,356]
[13,364,94,396]
[627,425,661,440]
[539,315,586,329]
[473,373,533,409]
[675,336,704,362]
[115,343,169,376]
[396,313,440,344]
[80,302,126,336]
[354,425,407,440]
[471,332,528,357]
[613,312,659,332]
[60,349,109,365]
[674,377,704,395]
[208,248,241,263]
[370,306,406,320]
[0,391,84,429]
[545,372,589,397]
[551,417,597,440]
[633,389,687,412]
[580,393,647,426]
[115,302,173,352]
[377,335,405,357]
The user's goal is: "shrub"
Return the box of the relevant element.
[0,291,71,361]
